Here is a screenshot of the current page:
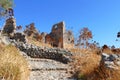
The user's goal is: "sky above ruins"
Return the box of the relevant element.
[1,0,120,47]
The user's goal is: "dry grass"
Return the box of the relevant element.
[102,48,113,54]
[27,36,52,48]
[71,51,101,79]
[69,47,101,55]
[0,44,29,80]
[86,63,120,80]
[71,48,120,80]
[69,48,91,54]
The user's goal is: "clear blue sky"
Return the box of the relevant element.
[2,0,120,47]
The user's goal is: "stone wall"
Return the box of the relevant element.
[45,21,74,49]
[41,32,47,43]
[63,30,74,49]
[2,17,16,35]
[45,21,65,48]
[3,20,75,49]
[2,8,74,49]
[11,40,73,64]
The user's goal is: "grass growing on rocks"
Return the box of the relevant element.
[0,43,29,80]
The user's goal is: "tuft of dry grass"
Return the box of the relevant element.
[69,47,101,55]
[69,48,91,54]
[71,48,120,80]
[86,63,120,80]
[0,44,29,80]
[71,49,101,79]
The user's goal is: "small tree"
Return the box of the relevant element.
[77,27,92,48]
[0,0,14,19]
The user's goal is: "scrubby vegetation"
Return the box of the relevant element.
[70,48,120,80]
[23,24,120,80]
[0,43,29,80]
[27,36,52,48]
[1,1,120,79]
[0,0,14,18]
[71,49,100,79]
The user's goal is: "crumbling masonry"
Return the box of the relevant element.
[2,8,74,49]
[45,21,74,49]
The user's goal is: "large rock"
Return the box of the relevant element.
[0,35,11,45]
[101,53,120,70]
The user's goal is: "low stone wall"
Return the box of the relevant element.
[11,40,73,64]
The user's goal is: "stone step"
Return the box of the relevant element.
[28,58,75,80]
[28,58,69,70]
[30,68,67,71]
[29,70,74,80]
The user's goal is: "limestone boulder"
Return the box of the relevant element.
[101,53,120,70]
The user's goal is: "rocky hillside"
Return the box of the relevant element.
[0,32,75,80]
[1,22,120,80]
[28,58,74,80]
[20,51,75,80]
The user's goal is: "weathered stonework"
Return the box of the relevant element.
[24,23,39,37]
[63,30,74,49]
[45,21,74,49]
[10,40,73,64]
[41,32,47,43]
[2,17,16,35]
[12,32,26,43]
[2,9,74,49]
[2,8,16,36]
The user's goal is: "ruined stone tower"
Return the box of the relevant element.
[45,21,74,49]
[51,21,65,48]
[45,21,65,48]
[2,8,16,35]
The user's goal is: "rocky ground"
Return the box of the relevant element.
[0,35,75,80]
[20,51,75,80]
[14,41,76,80]
[28,58,75,80]
[1,19,120,80]
[1,33,120,80]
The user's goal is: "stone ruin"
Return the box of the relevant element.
[11,41,73,64]
[1,8,74,49]
[2,8,16,36]
[1,8,27,43]
[23,21,74,49]
[24,23,39,37]
[3,20,74,49]
[1,20,73,64]
[2,17,16,35]
[22,21,74,49]
[45,21,74,49]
